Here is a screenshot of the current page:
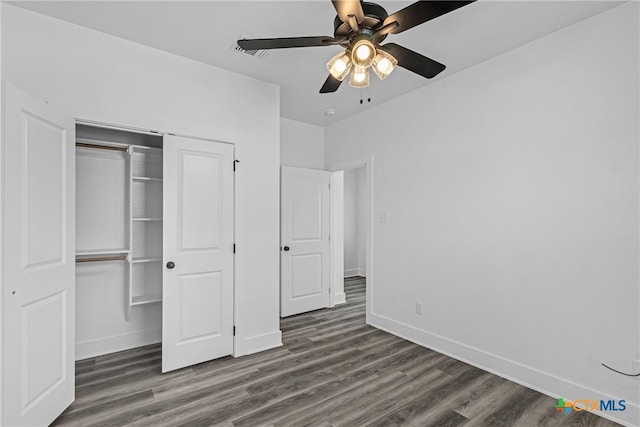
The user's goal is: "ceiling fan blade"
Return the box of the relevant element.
[379,43,446,79]
[319,75,343,93]
[383,1,475,34]
[332,0,365,24]
[237,36,338,50]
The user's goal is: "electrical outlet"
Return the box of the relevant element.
[633,360,640,380]
[416,302,423,315]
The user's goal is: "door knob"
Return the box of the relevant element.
[283,246,290,252]
[166,261,175,269]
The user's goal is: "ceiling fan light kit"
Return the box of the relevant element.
[237,0,476,94]
[350,38,376,68]
[349,66,370,88]
[327,51,353,81]
[372,49,398,80]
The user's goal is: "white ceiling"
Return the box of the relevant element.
[13,0,622,126]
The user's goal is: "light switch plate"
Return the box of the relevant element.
[379,213,389,224]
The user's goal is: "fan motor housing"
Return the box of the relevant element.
[333,2,389,43]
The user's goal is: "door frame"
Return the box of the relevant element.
[326,156,374,324]
[74,119,238,357]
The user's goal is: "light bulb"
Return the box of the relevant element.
[376,58,391,73]
[349,66,370,88]
[353,69,366,82]
[356,44,372,61]
[326,51,352,81]
[351,39,375,68]
[372,50,398,80]
[333,58,347,73]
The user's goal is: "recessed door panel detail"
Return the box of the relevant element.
[178,272,222,344]
[21,291,66,412]
[178,151,222,252]
[291,254,323,299]
[22,112,66,269]
[291,177,323,242]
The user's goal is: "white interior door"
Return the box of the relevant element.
[162,135,234,373]
[281,166,331,317]
[1,84,75,426]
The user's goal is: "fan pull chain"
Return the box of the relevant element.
[358,88,372,104]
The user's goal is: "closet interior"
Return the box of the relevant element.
[75,124,164,360]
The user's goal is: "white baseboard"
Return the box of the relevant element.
[369,312,639,427]
[333,292,346,305]
[344,268,365,278]
[235,329,282,357]
[78,327,283,364]
[76,328,161,361]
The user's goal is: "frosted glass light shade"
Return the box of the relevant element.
[349,66,370,88]
[326,51,352,81]
[350,39,375,68]
[372,50,398,80]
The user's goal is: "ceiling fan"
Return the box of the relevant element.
[238,0,476,94]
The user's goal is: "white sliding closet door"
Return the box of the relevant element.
[162,135,234,373]
[1,84,75,425]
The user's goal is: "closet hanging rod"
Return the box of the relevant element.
[76,142,128,152]
[76,255,128,263]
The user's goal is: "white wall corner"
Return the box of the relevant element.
[280,118,325,170]
[235,329,282,357]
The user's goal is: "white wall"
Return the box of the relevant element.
[343,167,366,277]
[325,3,639,426]
[2,4,282,357]
[280,117,324,169]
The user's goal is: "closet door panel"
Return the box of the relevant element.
[2,84,75,426]
[179,153,222,251]
[162,135,234,373]
[177,271,223,341]
[23,114,65,267]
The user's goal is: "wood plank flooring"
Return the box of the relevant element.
[53,277,621,426]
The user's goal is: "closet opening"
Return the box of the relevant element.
[75,123,164,360]
[74,121,236,373]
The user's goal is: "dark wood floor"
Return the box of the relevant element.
[53,277,620,426]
